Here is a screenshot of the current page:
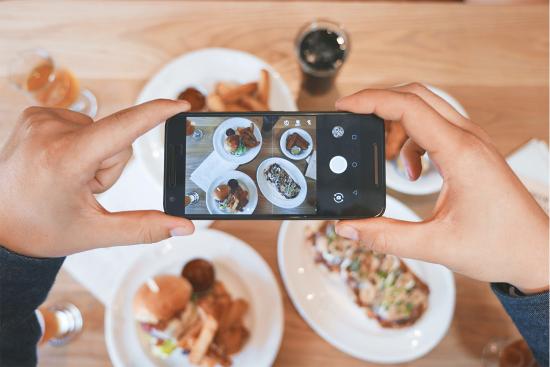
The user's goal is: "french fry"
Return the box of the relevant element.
[219,299,248,330]
[215,82,236,96]
[239,94,268,111]
[218,82,258,104]
[206,93,226,112]
[189,314,218,364]
[258,69,270,106]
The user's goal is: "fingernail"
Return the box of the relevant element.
[336,225,359,240]
[406,163,415,181]
[170,226,192,237]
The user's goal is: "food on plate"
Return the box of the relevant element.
[133,259,249,367]
[205,70,271,112]
[213,178,250,213]
[223,123,259,156]
[285,132,310,156]
[306,222,430,328]
[264,163,301,199]
[385,120,407,160]
[182,259,216,293]
[178,87,207,112]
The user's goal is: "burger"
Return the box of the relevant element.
[133,274,196,358]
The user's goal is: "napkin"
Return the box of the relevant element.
[190,151,238,191]
[506,139,549,213]
[305,151,317,180]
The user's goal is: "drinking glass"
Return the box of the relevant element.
[8,49,98,118]
[482,338,537,367]
[186,119,204,141]
[185,192,200,206]
[295,19,350,95]
[36,303,83,346]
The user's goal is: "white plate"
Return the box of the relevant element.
[133,48,297,189]
[386,85,469,195]
[256,157,307,209]
[105,230,284,367]
[279,128,313,161]
[278,196,455,364]
[212,118,262,164]
[206,170,258,215]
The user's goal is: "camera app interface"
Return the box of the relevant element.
[184,115,317,215]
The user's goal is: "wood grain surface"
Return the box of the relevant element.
[0,1,547,366]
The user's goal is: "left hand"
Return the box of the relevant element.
[0,100,194,257]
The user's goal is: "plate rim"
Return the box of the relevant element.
[276,197,456,364]
[105,229,284,367]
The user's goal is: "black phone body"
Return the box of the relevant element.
[164,112,385,220]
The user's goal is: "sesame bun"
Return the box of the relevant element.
[133,274,192,324]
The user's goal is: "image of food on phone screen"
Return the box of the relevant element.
[184,115,316,216]
[165,113,385,219]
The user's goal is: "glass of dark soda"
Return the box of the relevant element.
[295,20,350,95]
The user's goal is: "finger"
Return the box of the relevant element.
[390,83,492,144]
[400,139,425,181]
[48,108,94,125]
[89,147,132,193]
[335,218,435,262]
[81,99,190,161]
[335,89,465,158]
[93,210,195,247]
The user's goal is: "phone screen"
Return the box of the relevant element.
[164,112,385,219]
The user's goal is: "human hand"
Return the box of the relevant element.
[335,84,549,294]
[0,100,194,258]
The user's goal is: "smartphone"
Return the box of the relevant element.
[164,112,385,220]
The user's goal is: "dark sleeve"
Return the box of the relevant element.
[0,245,65,367]
[492,283,549,367]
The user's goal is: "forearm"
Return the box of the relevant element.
[492,283,549,367]
[0,245,64,367]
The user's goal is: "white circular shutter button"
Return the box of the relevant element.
[329,156,347,174]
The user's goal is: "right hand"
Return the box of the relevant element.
[335,83,549,294]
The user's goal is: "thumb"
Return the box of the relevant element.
[335,218,433,261]
[93,210,195,247]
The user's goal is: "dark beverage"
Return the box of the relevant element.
[296,20,350,95]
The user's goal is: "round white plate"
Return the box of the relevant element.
[278,196,455,364]
[212,118,262,164]
[206,170,258,215]
[256,157,307,209]
[279,128,313,161]
[133,47,297,188]
[386,85,469,196]
[106,230,284,367]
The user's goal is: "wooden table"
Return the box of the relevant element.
[0,1,547,366]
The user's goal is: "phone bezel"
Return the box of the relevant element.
[164,111,386,220]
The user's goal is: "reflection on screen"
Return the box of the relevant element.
[184,115,317,215]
